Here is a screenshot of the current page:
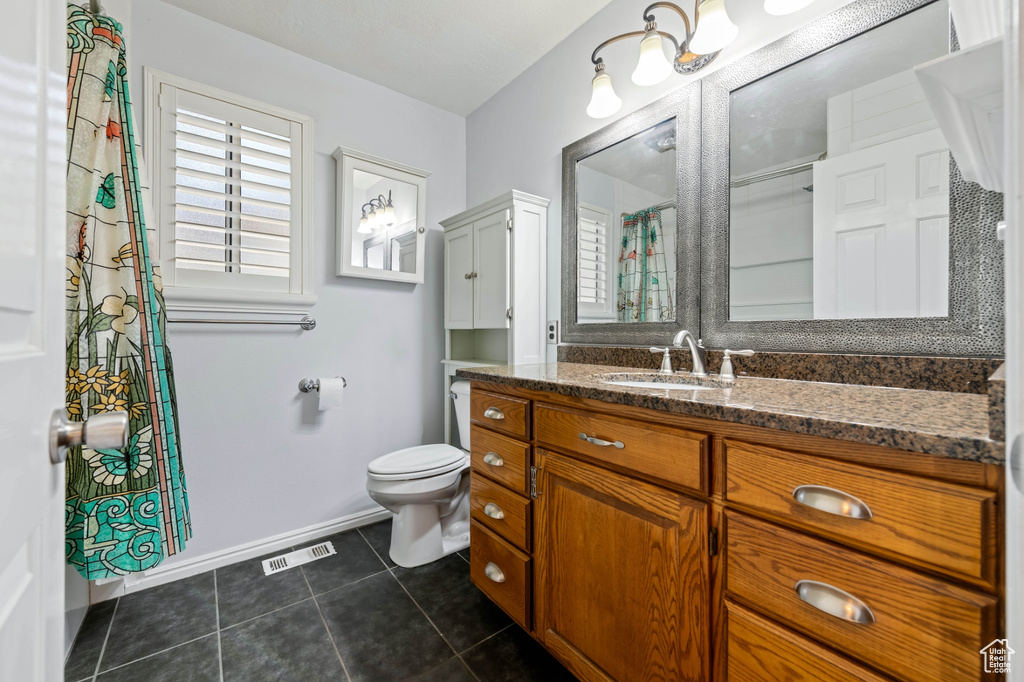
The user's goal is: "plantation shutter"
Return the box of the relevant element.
[578,205,612,317]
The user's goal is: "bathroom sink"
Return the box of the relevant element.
[598,373,727,391]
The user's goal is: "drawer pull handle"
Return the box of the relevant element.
[484,562,506,583]
[579,433,625,449]
[483,407,505,420]
[483,502,505,520]
[482,452,504,467]
[795,580,875,625]
[792,485,873,520]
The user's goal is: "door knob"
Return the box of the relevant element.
[49,410,129,465]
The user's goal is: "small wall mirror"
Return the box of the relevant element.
[334,147,428,283]
[577,118,677,324]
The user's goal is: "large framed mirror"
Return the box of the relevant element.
[561,83,701,345]
[334,147,429,284]
[700,0,1003,355]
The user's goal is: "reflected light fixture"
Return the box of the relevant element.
[587,1,739,119]
[359,190,396,234]
[763,0,816,15]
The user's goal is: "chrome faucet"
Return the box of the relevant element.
[672,330,707,377]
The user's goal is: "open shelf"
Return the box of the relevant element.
[915,37,1004,192]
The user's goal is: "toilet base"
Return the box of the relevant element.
[385,475,470,568]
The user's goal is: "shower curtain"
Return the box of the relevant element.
[65,4,190,578]
[617,207,673,322]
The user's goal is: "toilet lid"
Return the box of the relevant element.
[368,444,466,477]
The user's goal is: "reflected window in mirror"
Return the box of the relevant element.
[728,0,950,322]
[576,118,677,324]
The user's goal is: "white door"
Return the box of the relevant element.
[472,210,510,329]
[813,128,950,319]
[0,1,69,680]
[444,225,474,329]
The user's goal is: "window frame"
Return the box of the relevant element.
[143,67,316,314]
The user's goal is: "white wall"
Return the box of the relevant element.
[465,0,860,358]
[124,0,466,576]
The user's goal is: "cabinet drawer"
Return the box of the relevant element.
[471,390,530,439]
[470,425,530,495]
[470,473,530,551]
[726,512,997,682]
[726,601,892,682]
[535,403,708,493]
[725,440,997,586]
[470,521,531,629]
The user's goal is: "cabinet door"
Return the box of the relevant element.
[444,224,474,329]
[535,450,709,682]
[472,209,510,329]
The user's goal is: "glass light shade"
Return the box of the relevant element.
[631,31,674,86]
[383,203,396,226]
[586,71,622,119]
[357,214,372,234]
[764,0,815,15]
[689,0,739,55]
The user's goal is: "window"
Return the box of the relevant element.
[144,69,315,311]
[577,204,614,320]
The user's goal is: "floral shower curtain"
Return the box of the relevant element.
[617,207,673,322]
[65,4,190,579]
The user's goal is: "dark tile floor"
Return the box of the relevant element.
[65,519,576,682]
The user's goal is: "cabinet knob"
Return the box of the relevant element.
[465,272,473,280]
[484,562,506,583]
[483,407,505,420]
[792,485,872,519]
[482,452,504,467]
[795,580,875,625]
[483,502,505,520]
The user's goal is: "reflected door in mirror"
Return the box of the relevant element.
[728,0,951,321]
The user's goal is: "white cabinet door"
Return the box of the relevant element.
[813,128,950,319]
[0,1,66,680]
[473,210,511,329]
[444,225,474,329]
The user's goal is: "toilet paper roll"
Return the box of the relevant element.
[317,378,345,411]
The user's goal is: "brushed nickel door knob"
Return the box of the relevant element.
[49,410,128,465]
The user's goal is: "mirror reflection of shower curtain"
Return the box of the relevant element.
[617,208,673,322]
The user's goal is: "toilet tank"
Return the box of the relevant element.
[450,381,472,450]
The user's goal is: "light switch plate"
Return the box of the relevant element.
[546,320,559,345]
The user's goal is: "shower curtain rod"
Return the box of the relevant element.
[620,201,674,219]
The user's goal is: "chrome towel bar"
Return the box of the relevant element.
[168,315,316,330]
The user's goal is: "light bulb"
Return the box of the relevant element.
[631,30,674,86]
[357,213,371,234]
[689,0,739,55]
[586,68,622,119]
[764,0,815,15]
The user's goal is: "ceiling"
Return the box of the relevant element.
[160,0,615,116]
[730,0,948,176]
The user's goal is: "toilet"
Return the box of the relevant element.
[365,380,473,568]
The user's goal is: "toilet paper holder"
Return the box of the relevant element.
[298,377,347,393]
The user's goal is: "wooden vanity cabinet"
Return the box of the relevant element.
[465,380,1003,682]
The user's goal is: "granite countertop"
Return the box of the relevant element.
[455,362,1003,465]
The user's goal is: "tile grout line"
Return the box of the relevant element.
[92,633,217,677]
[356,525,392,569]
[89,597,120,682]
[301,566,353,682]
[213,570,224,682]
[388,566,461,658]
[457,622,515,656]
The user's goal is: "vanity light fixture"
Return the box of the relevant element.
[763,0,817,15]
[587,1,739,119]
[358,191,396,234]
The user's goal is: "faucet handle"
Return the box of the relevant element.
[649,347,673,375]
[720,349,755,381]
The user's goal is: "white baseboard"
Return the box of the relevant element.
[89,507,392,603]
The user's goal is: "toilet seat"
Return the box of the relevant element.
[367,444,467,481]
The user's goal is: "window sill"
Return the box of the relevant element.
[161,285,317,317]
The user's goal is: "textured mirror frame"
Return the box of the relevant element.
[561,82,702,346]
[699,0,1004,356]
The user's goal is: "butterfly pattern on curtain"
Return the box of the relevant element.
[617,207,674,322]
[65,4,191,578]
